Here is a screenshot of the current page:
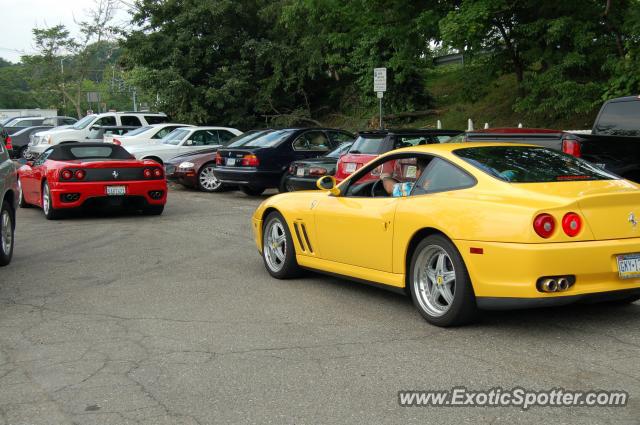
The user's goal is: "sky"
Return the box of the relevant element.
[0,0,132,63]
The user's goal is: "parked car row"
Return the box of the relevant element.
[26,111,169,158]
[3,97,640,333]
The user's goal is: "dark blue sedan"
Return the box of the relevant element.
[213,128,354,195]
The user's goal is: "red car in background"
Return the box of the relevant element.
[18,143,167,219]
[334,129,462,182]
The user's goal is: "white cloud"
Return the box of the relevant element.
[0,0,132,63]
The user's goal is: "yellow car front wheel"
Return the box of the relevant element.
[262,211,301,279]
[409,234,478,327]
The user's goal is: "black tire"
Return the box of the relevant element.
[197,163,225,192]
[142,205,164,216]
[278,175,290,193]
[262,211,300,279]
[0,200,15,266]
[17,178,30,208]
[145,157,163,165]
[408,234,478,327]
[240,185,265,196]
[42,182,62,220]
[18,146,28,160]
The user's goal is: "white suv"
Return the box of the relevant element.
[28,112,168,157]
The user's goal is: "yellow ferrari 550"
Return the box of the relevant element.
[252,143,640,326]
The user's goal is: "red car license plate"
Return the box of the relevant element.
[106,186,126,196]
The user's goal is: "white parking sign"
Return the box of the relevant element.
[374,68,387,92]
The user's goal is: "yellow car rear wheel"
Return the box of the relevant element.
[409,234,478,327]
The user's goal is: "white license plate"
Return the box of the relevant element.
[617,253,640,279]
[345,163,357,173]
[226,158,236,166]
[106,186,126,196]
[296,167,305,177]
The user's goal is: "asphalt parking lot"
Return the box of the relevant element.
[1,185,639,425]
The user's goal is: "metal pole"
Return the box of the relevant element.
[133,89,137,112]
[60,58,66,112]
[379,97,383,129]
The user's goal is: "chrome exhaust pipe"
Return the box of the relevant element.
[540,278,558,293]
[557,277,570,291]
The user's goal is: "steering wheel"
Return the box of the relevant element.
[371,179,385,197]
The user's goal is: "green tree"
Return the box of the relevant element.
[440,0,640,121]
[0,60,38,109]
[21,0,121,117]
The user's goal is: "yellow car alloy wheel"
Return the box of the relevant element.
[262,211,301,279]
[409,234,478,326]
[264,219,287,273]
[413,245,456,317]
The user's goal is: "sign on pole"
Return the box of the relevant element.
[373,67,387,93]
[86,92,100,103]
[374,68,387,129]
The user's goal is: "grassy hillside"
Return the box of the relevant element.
[323,65,598,132]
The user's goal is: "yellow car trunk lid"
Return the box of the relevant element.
[508,179,640,241]
[578,192,640,240]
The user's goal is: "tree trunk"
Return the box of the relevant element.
[494,19,525,94]
[60,86,82,118]
[603,0,626,58]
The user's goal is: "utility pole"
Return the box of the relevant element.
[132,89,138,112]
[60,58,66,112]
[378,94,383,129]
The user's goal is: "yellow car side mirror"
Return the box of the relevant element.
[316,175,340,196]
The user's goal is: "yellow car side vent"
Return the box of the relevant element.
[300,223,314,253]
[293,222,307,251]
[293,221,314,253]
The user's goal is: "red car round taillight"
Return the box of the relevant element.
[75,169,86,180]
[143,168,153,178]
[61,169,73,180]
[153,168,162,177]
[215,152,223,165]
[562,212,582,237]
[533,213,555,238]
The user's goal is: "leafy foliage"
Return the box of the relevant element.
[2,0,640,127]
[122,0,448,127]
[441,0,640,121]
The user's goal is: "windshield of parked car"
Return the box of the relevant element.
[72,115,96,130]
[348,135,385,154]
[241,129,296,148]
[454,146,619,182]
[227,130,269,147]
[594,101,640,136]
[445,134,466,143]
[326,142,353,158]
[4,118,22,126]
[162,128,190,145]
[122,126,152,137]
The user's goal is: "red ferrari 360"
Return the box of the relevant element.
[18,143,167,219]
